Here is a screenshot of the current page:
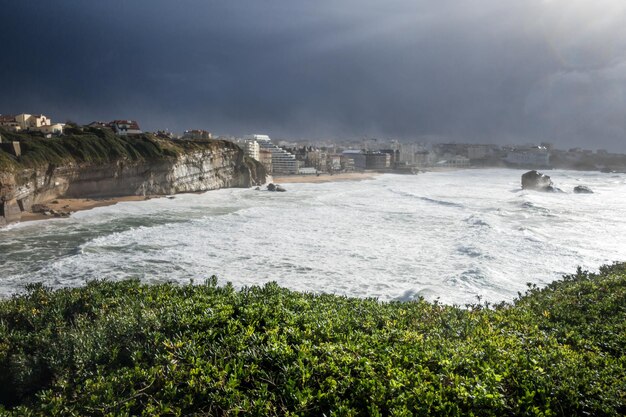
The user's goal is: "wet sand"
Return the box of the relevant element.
[272,172,379,184]
[19,196,153,223]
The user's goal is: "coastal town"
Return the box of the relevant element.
[2,112,626,176]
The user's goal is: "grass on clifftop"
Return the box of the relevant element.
[0,128,238,171]
[0,264,625,416]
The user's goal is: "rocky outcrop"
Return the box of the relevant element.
[521,170,560,192]
[0,140,266,226]
[266,183,286,192]
[573,185,593,194]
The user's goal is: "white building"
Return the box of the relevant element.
[182,129,212,140]
[399,143,433,166]
[16,114,51,129]
[244,134,298,174]
[413,151,434,167]
[38,123,65,135]
[468,144,496,160]
[299,167,318,175]
[258,149,273,173]
[434,155,470,168]
[328,155,342,171]
[505,146,550,167]
[244,139,260,161]
[0,113,64,135]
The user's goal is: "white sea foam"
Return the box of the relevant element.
[1,169,625,305]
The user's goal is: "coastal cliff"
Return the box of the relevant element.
[0,128,266,226]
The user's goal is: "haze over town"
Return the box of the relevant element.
[2,1,626,151]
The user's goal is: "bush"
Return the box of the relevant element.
[0,265,624,416]
[0,129,198,172]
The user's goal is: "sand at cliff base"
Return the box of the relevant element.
[19,196,152,222]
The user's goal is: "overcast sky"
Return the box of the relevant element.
[1,1,626,150]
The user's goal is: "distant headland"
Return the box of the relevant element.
[0,123,266,227]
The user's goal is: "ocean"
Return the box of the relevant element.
[1,168,625,305]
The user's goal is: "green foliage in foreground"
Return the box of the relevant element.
[0,265,624,416]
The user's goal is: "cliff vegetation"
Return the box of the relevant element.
[0,264,624,416]
[0,127,237,171]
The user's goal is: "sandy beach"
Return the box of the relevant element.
[272,172,379,184]
[15,172,379,224]
[19,195,153,223]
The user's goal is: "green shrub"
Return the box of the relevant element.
[0,129,199,173]
[0,265,624,416]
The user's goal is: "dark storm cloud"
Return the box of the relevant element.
[1,0,625,150]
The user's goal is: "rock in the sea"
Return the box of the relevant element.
[573,185,593,194]
[266,183,287,192]
[267,183,287,192]
[521,170,560,192]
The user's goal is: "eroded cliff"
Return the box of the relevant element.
[0,130,266,226]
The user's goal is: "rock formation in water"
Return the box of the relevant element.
[573,185,593,194]
[0,129,266,226]
[266,183,286,192]
[521,170,561,192]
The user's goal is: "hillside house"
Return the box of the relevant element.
[87,121,109,128]
[38,124,65,135]
[16,114,51,129]
[109,120,142,136]
[0,115,20,131]
[182,129,212,140]
[0,113,64,135]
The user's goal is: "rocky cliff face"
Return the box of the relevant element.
[0,140,266,226]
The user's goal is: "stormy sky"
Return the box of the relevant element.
[1,1,626,150]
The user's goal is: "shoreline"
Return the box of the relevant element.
[11,166,583,225]
[18,195,154,223]
[272,172,380,184]
[14,173,380,225]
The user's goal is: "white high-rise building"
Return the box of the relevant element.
[243,134,298,174]
[244,139,260,161]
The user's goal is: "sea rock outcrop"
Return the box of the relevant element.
[0,140,266,226]
[521,170,560,192]
[266,183,286,192]
[573,185,593,194]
